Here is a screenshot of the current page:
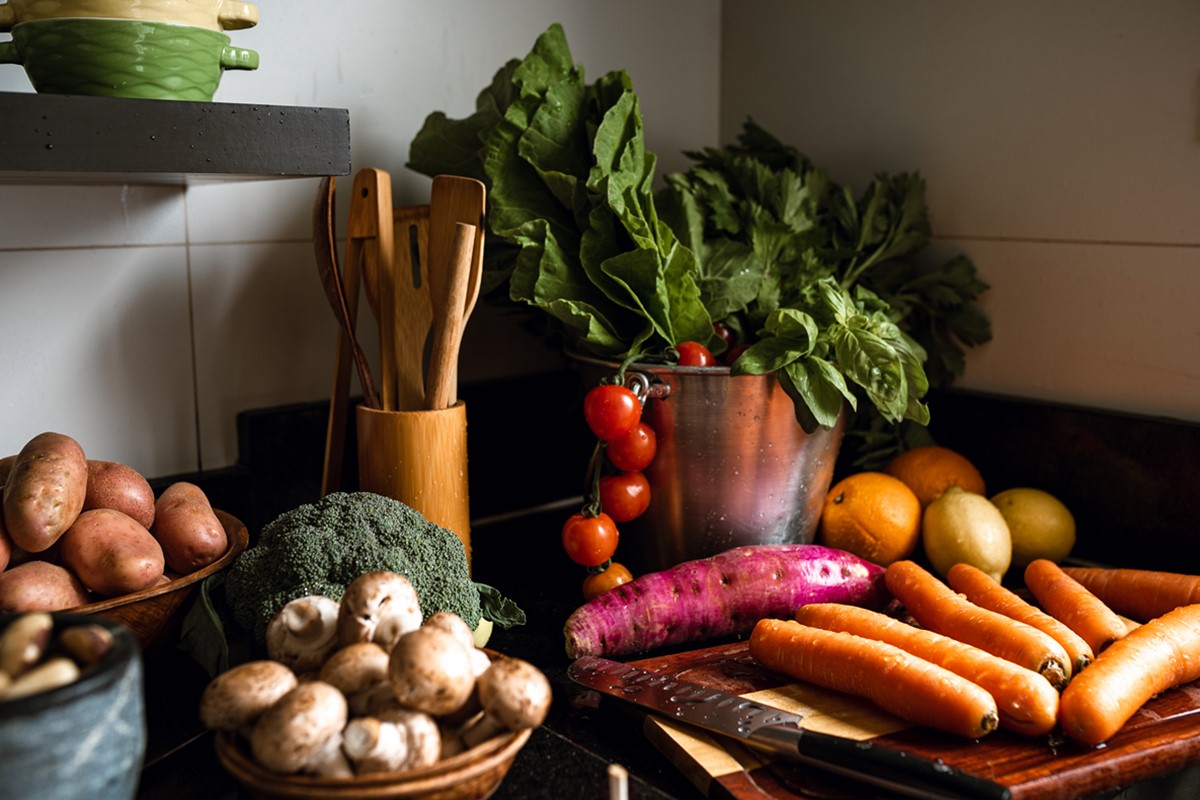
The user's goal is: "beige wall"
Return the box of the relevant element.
[720,1,1199,424]
[0,1,723,475]
[2,1,1195,480]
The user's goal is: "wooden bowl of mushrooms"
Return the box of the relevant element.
[206,571,549,800]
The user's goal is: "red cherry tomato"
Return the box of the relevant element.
[722,343,751,366]
[583,562,634,600]
[599,471,651,523]
[675,341,717,367]
[583,384,642,441]
[561,512,619,567]
[605,422,657,472]
[712,321,736,350]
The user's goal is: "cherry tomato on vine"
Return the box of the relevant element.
[599,471,651,523]
[712,321,736,350]
[605,422,657,472]
[561,512,619,567]
[675,341,717,367]
[583,562,634,600]
[723,343,751,366]
[583,384,642,441]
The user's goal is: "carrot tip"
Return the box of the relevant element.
[1040,661,1070,691]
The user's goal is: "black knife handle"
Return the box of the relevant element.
[786,728,1012,800]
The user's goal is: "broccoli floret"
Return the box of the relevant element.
[225,491,485,643]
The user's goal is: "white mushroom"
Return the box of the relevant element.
[199,659,298,734]
[301,729,353,778]
[318,641,392,716]
[0,612,53,678]
[344,709,441,774]
[460,657,552,749]
[265,595,340,673]
[250,680,348,774]
[387,626,476,717]
[337,571,422,651]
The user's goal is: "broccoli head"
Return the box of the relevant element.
[225,491,485,643]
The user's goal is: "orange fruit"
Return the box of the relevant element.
[884,445,986,508]
[817,471,922,566]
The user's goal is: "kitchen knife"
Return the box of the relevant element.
[568,655,1012,800]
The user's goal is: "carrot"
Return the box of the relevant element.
[1062,567,1200,623]
[794,603,1058,736]
[885,560,1072,689]
[562,544,890,658]
[1058,603,1200,745]
[749,617,999,739]
[1024,559,1129,655]
[947,562,1093,676]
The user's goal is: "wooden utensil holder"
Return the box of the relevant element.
[356,401,471,566]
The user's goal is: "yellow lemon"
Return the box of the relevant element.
[922,486,1012,581]
[990,487,1076,569]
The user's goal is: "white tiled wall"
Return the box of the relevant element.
[0,1,722,475]
[720,0,1200,426]
[2,1,1195,480]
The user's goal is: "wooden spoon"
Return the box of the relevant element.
[314,175,377,495]
[426,175,486,406]
[425,222,477,410]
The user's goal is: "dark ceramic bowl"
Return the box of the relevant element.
[0,613,145,800]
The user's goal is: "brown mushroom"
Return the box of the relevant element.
[265,595,340,673]
[460,656,551,748]
[199,660,298,733]
[387,626,476,717]
[250,680,348,774]
[337,571,422,651]
[318,641,391,716]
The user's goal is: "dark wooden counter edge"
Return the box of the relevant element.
[0,91,351,183]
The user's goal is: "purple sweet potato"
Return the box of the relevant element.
[563,544,889,658]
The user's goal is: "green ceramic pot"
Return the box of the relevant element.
[0,17,259,101]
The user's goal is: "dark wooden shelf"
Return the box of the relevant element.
[0,91,351,184]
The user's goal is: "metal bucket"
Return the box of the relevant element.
[572,355,846,574]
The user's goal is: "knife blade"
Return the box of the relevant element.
[568,655,1012,800]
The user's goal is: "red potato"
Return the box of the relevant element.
[84,460,156,529]
[58,508,165,597]
[562,544,889,658]
[151,481,227,575]
[0,560,92,612]
[2,432,89,553]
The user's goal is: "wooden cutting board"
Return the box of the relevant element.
[627,641,1200,800]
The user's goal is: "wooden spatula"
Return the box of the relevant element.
[425,222,477,411]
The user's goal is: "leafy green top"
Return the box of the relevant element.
[408,24,990,454]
